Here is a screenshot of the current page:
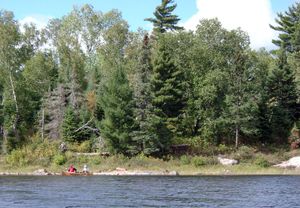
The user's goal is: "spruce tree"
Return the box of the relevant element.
[61,106,80,142]
[99,66,136,155]
[132,34,156,155]
[147,34,186,153]
[266,51,298,141]
[145,0,183,34]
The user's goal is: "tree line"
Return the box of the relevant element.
[0,0,299,156]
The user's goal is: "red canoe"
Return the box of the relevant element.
[62,171,93,176]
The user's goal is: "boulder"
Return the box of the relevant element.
[274,156,300,168]
[218,157,238,166]
[168,171,179,176]
[33,169,51,176]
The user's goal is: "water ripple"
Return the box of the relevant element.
[0,176,300,207]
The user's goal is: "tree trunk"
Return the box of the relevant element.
[9,71,19,140]
[41,106,45,141]
[2,128,8,154]
[235,125,239,149]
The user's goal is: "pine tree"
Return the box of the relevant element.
[270,2,300,52]
[266,51,298,141]
[270,2,300,132]
[99,66,136,155]
[145,0,183,34]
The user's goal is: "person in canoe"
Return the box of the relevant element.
[82,164,89,173]
[68,164,77,173]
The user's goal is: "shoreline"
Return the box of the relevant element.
[1,168,300,176]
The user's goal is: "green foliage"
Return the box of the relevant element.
[91,157,102,165]
[270,2,300,52]
[77,140,92,153]
[180,155,191,165]
[132,34,158,155]
[147,34,186,152]
[254,156,271,168]
[61,106,80,142]
[265,51,298,141]
[5,135,59,167]
[217,144,232,154]
[99,66,136,155]
[6,149,29,167]
[145,0,183,34]
[191,156,206,167]
[1,3,299,159]
[53,154,66,166]
[233,146,256,162]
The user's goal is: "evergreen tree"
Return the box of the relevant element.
[148,34,186,153]
[132,34,156,154]
[266,51,298,141]
[251,49,274,143]
[99,66,136,155]
[145,0,183,34]
[61,106,80,142]
[270,1,300,132]
[270,2,300,52]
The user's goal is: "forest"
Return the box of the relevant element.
[0,0,299,158]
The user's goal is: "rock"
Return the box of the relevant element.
[218,157,238,165]
[33,169,51,176]
[168,171,179,176]
[274,156,300,168]
[93,170,180,176]
[115,167,127,172]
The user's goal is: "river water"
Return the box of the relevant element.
[0,175,299,208]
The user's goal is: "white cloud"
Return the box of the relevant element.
[183,0,277,50]
[20,15,52,31]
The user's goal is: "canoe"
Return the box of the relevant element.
[62,171,93,176]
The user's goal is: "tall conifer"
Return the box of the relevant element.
[266,51,298,141]
[145,0,183,34]
[99,66,136,155]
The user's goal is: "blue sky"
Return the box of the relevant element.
[0,0,298,49]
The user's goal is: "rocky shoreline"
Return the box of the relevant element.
[0,168,179,176]
[2,156,300,176]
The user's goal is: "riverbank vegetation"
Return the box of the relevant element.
[1,135,300,175]
[0,0,299,172]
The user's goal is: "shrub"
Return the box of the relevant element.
[6,149,29,167]
[77,140,92,153]
[77,156,88,164]
[254,156,271,168]
[180,155,191,165]
[53,154,66,166]
[191,156,206,167]
[5,136,60,167]
[205,157,219,165]
[233,146,255,162]
[91,157,102,165]
[65,151,74,161]
[217,144,232,154]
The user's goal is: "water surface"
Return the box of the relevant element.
[0,175,299,207]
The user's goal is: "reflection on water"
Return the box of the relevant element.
[0,176,300,208]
